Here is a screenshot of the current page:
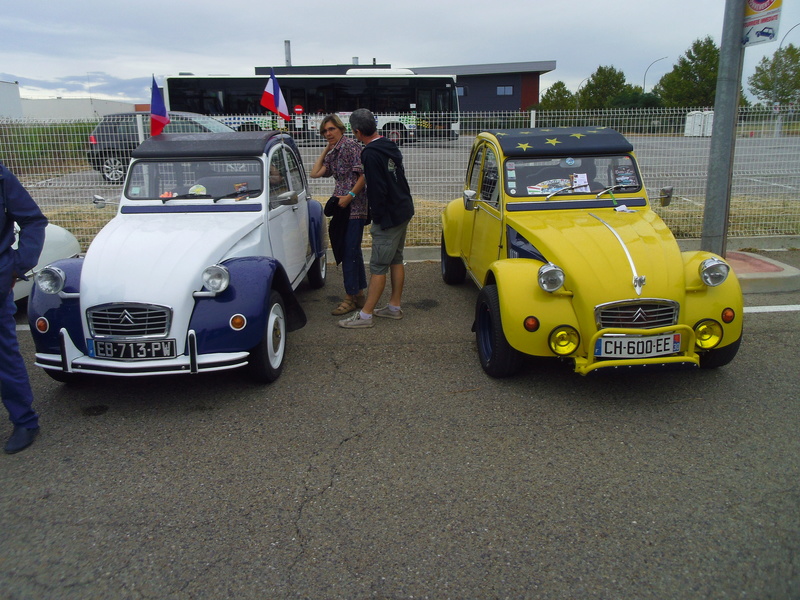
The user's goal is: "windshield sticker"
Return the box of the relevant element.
[614,166,638,186]
[565,157,575,166]
[528,179,571,195]
[571,173,590,193]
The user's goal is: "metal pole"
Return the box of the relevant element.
[701,0,746,256]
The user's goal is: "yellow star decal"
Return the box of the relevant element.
[516,142,532,151]
[570,133,586,139]
[545,138,561,146]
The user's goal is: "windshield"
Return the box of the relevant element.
[504,155,641,197]
[125,159,264,201]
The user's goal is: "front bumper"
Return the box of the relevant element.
[35,328,249,377]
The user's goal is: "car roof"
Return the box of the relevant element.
[132,131,290,159]
[484,126,634,158]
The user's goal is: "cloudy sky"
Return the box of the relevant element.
[2,0,798,104]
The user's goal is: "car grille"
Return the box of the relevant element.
[87,303,172,339]
[595,300,679,330]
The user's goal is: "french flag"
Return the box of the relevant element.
[150,75,170,136]
[260,68,291,122]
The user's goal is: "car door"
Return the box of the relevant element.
[465,143,503,286]
[266,144,309,287]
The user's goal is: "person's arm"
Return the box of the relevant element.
[2,166,47,278]
[309,143,333,179]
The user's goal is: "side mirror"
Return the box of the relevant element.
[93,195,107,209]
[463,189,477,211]
[658,186,674,207]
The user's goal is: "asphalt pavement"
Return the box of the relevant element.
[1,252,798,599]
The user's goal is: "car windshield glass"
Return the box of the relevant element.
[504,155,641,198]
[125,159,264,201]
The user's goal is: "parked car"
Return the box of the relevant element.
[31,130,327,384]
[87,111,234,183]
[13,223,81,303]
[441,127,743,377]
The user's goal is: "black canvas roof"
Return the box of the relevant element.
[486,127,634,158]
[132,131,286,159]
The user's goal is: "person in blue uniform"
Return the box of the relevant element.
[0,161,47,454]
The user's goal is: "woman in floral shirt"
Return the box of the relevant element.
[310,115,368,316]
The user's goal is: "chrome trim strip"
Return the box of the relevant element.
[589,212,645,296]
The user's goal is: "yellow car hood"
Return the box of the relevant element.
[506,207,684,301]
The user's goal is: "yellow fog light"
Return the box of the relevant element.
[694,319,723,350]
[549,326,580,356]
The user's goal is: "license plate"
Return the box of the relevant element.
[594,333,681,359]
[89,339,177,360]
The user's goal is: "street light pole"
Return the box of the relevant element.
[643,56,668,93]
[576,77,589,110]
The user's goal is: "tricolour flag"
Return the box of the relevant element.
[260,68,291,122]
[150,75,170,136]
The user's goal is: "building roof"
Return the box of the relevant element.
[411,61,556,77]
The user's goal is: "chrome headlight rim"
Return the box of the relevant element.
[699,257,730,287]
[538,262,565,293]
[201,264,230,294]
[34,266,66,295]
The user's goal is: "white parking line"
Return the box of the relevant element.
[744,304,800,314]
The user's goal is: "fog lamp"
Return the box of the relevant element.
[549,326,579,356]
[694,319,723,350]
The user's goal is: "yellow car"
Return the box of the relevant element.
[441,127,743,377]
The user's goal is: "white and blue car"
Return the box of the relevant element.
[29,131,327,383]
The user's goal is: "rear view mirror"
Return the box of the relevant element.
[463,189,477,211]
[658,186,674,207]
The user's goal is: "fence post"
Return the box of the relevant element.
[529,110,536,128]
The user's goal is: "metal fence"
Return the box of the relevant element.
[1,107,798,251]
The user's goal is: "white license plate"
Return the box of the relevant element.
[89,339,177,360]
[594,333,681,359]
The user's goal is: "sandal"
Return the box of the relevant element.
[331,297,357,316]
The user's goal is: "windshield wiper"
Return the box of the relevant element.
[217,189,262,201]
[545,184,581,200]
[595,184,632,199]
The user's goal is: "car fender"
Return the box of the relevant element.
[441,198,465,257]
[487,259,582,356]
[307,198,327,258]
[188,256,306,355]
[28,257,86,355]
[680,251,744,348]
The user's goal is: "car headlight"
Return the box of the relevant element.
[699,257,729,287]
[202,265,230,293]
[35,266,66,295]
[538,263,565,292]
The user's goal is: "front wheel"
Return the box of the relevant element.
[475,284,524,378]
[247,291,287,383]
[383,126,405,146]
[307,253,327,289]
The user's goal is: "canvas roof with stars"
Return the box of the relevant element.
[485,127,634,158]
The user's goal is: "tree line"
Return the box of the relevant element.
[536,36,800,110]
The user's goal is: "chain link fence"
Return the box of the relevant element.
[1,107,798,250]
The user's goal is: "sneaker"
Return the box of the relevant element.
[338,311,375,328]
[373,306,403,320]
